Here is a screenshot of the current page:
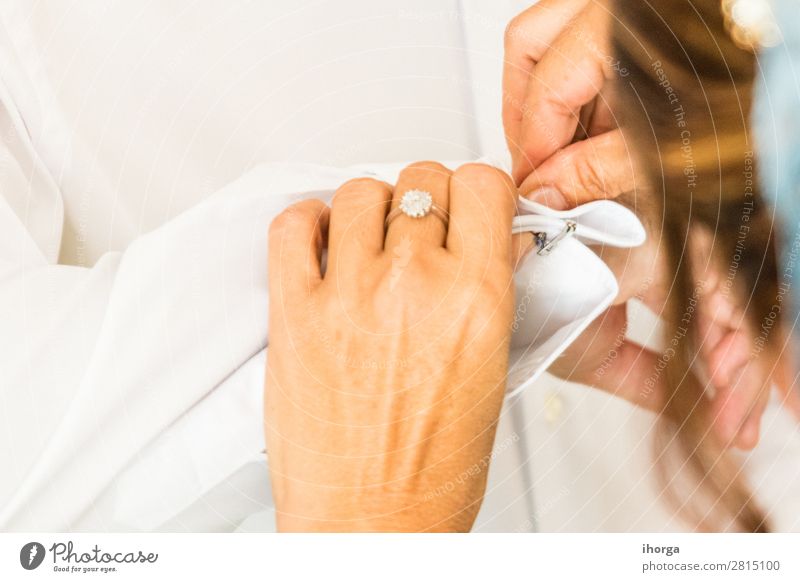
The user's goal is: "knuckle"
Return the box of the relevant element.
[268,211,292,238]
[333,177,387,201]
[403,160,451,176]
[454,163,515,196]
[295,198,327,214]
[504,3,548,49]
[337,176,384,192]
[573,154,608,201]
[454,162,497,183]
[269,199,324,237]
[331,179,390,220]
[504,11,533,47]
[504,15,523,45]
[537,81,578,120]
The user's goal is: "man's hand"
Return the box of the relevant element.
[503,0,639,207]
[547,229,794,450]
[265,162,518,531]
[503,0,793,449]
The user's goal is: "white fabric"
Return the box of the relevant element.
[1,0,800,533]
[507,199,645,397]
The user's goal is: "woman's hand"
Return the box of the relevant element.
[265,162,520,531]
[503,0,639,206]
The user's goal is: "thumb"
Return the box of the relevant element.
[548,303,664,411]
[519,129,637,209]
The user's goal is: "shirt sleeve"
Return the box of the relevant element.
[0,85,344,528]
[0,154,280,530]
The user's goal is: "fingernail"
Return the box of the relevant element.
[527,186,569,210]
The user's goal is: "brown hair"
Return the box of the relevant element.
[611,0,778,531]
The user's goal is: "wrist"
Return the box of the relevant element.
[273,476,485,532]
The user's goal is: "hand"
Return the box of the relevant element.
[547,228,793,450]
[683,227,795,449]
[503,0,638,207]
[265,162,519,531]
[545,236,667,411]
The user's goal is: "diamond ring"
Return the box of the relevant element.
[384,189,449,228]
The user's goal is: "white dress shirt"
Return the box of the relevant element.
[1,0,799,533]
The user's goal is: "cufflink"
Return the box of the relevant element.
[535,220,577,256]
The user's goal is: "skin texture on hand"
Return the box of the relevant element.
[547,221,795,450]
[265,162,519,531]
[503,0,640,207]
[503,0,792,449]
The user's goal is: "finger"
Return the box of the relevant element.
[518,129,637,209]
[503,0,591,169]
[586,88,617,136]
[593,231,664,307]
[706,331,750,390]
[268,199,330,299]
[512,232,535,269]
[328,177,393,271]
[596,340,663,411]
[447,163,516,263]
[385,161,452,251]
[513,3,611,184]
[709,353,770,447]
[547,303,664,411]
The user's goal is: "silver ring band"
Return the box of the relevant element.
[384,189,449,229]
[384,205,449,228]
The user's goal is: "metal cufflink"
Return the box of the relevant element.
[534,219,577,256]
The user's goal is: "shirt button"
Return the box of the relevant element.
[544,391,564,425]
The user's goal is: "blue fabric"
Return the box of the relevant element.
[753,0,800,344]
